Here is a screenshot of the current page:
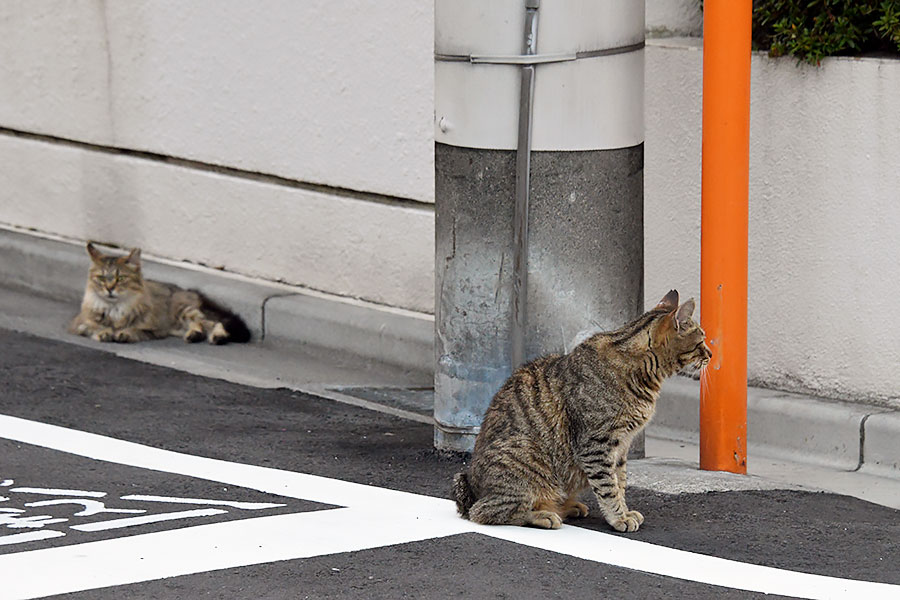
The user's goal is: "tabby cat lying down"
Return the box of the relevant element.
[453,290,711,533]
[69,243,251,345]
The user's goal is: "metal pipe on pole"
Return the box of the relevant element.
[510,0,540,370]
[700,0,752,474]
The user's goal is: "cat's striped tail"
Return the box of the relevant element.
[198,293,252,343]
[453,472,477,518]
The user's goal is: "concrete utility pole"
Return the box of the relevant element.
[434,1,645,453]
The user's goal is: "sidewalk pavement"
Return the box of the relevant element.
[1,224,898,510]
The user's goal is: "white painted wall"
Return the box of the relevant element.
[0,0,434,203]
[645,38,900,406]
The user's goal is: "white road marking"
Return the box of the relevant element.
[10,488,106,497]
[0,413,898,600]
[120,494,286,510]
[0,508,471,599]
[0,512,68,529]
[71,508,228,532]
[25,499,145,516]
[0,530,66,546]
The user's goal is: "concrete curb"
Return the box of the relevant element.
[264,294,432,376]
[0,226,433,376]
[863,412,900,478]
[650,376,898,475]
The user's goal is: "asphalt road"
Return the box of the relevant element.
[1,328,898,599]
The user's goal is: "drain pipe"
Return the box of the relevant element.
[510,0,540,370]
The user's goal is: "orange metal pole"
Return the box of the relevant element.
[700,0,751,473]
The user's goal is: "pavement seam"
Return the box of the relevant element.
[298,385,433,425]
[260,293,301,342]
[855,413,871,472]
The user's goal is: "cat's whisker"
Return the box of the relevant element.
[699,364,711,389]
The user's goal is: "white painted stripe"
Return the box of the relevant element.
[485,523,900,600]
[120,495,286,510]
[71,509,227,532]
[11,487,105,497]
[0,530,66,546]
[0,509,471,599]
[1,413,898,600]
[0,415,439,513]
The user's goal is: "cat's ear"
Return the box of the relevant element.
[651,309,678,346]
[86,242,103,263]
[675,298,696,331]
[655,289,679,311]
[124,247,141,265]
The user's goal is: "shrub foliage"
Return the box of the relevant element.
[751,0,900,64]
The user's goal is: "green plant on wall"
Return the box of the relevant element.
[752,0,900,64]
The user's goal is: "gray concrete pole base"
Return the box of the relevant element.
[434,142,644,456]
[433,422,477,454]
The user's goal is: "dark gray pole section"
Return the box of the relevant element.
[510,0,539,370]
[434,3,645,455]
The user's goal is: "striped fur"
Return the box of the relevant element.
[68,243,250,345]
[453,290,711,533]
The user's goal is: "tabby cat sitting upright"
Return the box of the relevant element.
[453,290,711,533]
[69,243,251,345]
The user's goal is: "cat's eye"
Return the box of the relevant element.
[96,273,119,284]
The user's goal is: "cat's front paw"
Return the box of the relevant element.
[609,510,643,533]
[565,501,590,518]
[92,329,115,342]
[526,510,563,530]
[183,328,205,343]
[113,329,140,343]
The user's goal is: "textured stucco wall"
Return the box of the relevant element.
[0,0,434,203]
[645,39,900,406]
[646,0,702,37]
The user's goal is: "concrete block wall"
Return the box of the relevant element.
[1,1,898,408]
